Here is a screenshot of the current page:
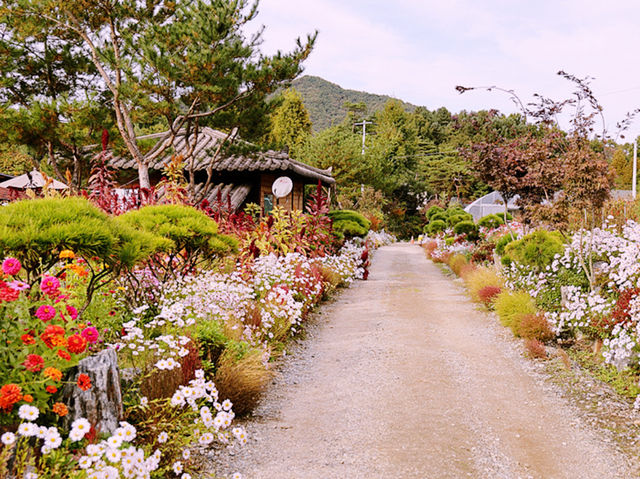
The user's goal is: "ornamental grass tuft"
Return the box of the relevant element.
[465,266,504,302]
[494,290,537,337]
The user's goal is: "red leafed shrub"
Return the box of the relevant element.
[592,287,640,335]
[519,313,555,342]
[477,285,502,306]
[524,338,547,359]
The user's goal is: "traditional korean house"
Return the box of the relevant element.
[109,127,335,213]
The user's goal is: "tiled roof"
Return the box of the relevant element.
[110,127,335,184]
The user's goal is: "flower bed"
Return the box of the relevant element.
[0,217,394,478]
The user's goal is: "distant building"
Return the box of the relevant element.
[109,127,335,213]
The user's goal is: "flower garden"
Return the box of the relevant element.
[420,203,640,406]
[0,191,394,478]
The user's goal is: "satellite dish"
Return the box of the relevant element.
[272,176,293,198]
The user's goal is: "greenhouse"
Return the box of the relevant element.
[464,191,519,221]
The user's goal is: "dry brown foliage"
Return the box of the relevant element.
[214,348,272,416]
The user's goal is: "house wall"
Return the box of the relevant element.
[260,173,304,213]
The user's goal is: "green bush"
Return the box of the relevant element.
[502,230,564,270]
[0,197,165,279]
[453,220,479,241]
[478,214,505,229]
[448,213,473,227]
[430,213,447,223]
[494,290,537,337]
[328,210,371,232]
[426,205,444,220]
[427,219,446,235]
[445,236,455,246]
[445,206,466,217]
[333,219,367,238]
[117,204,238,259]
[495,233,515,256]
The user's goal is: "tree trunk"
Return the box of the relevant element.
[62,349,123,435]
[138,162,151,190]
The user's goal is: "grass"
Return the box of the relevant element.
[567,347,640,399]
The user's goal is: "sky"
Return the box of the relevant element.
[249,0,640,139]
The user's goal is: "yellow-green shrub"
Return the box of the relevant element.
[465,266,504,302]
[494,290,537,336]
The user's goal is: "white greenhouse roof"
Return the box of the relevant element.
[464,191,519,221]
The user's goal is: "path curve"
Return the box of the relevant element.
[214,243,635,478]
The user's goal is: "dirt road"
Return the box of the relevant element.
[214,243,635,478]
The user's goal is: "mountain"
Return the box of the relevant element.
[290,75,417,132]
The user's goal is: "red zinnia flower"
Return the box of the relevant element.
[23,354,44,373]
[67,334,86,354]
[20,334,36,345]
[77,374,91,391]
[57,349,71,361]
[45,386,57,394]
[41,325,65,349]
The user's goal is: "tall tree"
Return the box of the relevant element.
[2,0,316,191]
[269,88,312,157]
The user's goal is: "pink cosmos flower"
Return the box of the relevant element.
[40,276,60,296]
[7,280,29,291]
[1,258,21,276]
[35,305,56,322]
[81,327,99,343]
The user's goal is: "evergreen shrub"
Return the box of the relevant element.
[427,219,446,235]
[502,230,564,270]
[478,214,505,229]
[453,220,479,241]
[426,205,444,220]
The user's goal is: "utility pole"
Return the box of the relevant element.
[354,120,373,155]
[634,139,638,200]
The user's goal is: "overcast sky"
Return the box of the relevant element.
[250,0,640,138]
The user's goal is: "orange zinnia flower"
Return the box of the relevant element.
[77,374,91,391]
[0,384,22,411]
[52,402,68,417]
[22,394,33,403]
[43,367,62,382]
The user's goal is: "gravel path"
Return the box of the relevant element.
[212,243,636,478]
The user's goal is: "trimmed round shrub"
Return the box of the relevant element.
[426,205,444,220]
[453,220,479,241]
[478,214,505,229]
[333,219,367,238]
[0,196,167,279]
[430,213,447,223]
[502,230,564,270]
[427,219,446,235]
[494,290,537,337]
[117,204,238,258]
[448,213,473,227]
[495,233,515,256]
[329,210,371,238]
[445,236,455,246]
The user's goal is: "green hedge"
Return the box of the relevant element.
[426,219,446,235]
[478,214,505,229]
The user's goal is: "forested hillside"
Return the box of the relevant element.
[291,75,416,131]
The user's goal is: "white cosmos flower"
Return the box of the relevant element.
[1,432,15,445]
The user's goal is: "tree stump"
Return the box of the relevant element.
[62,348,123,435]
